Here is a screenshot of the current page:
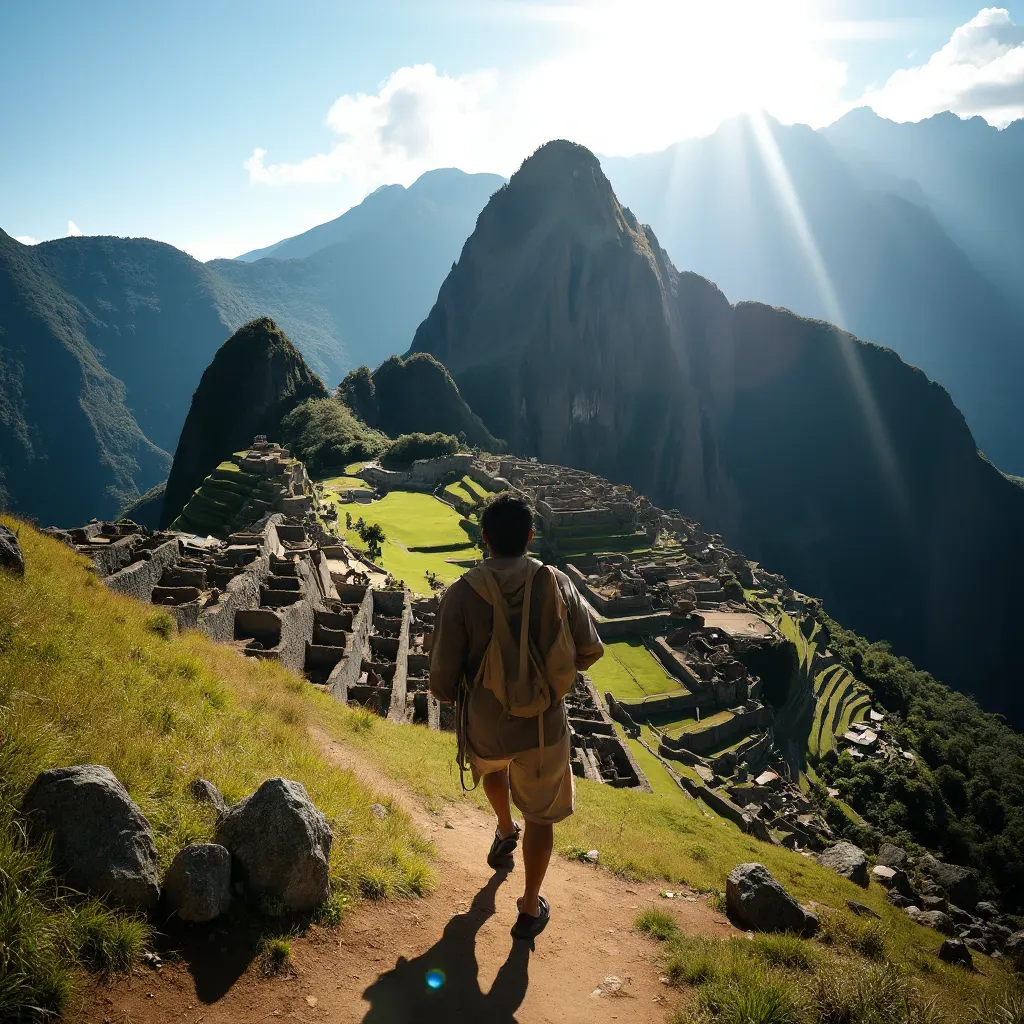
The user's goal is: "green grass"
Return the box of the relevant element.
[656,709,735,739]
[639,910,1015,1024]
[586,639,683,700]
[321,474,371,492]
[0,520,433,1019]
[341,491,477,594]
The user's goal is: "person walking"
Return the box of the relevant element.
[429,492,604,940]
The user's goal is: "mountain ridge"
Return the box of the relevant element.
[411,139,1024,723]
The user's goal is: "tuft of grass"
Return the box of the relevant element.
[0,518,433,1017]
[313,891,350,928]
[695,972,803,1024]
[259,936,293,978]
[69,902,149,977]
[748,934,817,973]
[635,908,680,942]
[818,908,888,961]
[970,990,1024,1024]
[145,611,175,639]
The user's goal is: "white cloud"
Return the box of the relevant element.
[66,220,83,237]
[862,8,1024,125]
[245,64,498,189]
[245,2,854,189]
[15,235,39,245]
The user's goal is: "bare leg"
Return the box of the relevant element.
[482,768,517,839]
[518,821,553,917]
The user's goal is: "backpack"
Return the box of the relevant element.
[455,560,577,787]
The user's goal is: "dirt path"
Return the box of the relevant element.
[82,731,733,1024]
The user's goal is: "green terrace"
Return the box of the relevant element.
[171,457,283,536]
[652,707,735,740]
[585,638,685,701]
[441,474,495,511]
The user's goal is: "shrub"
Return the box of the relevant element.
[381,432,460,468]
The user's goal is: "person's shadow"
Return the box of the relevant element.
[361,872,531,1022]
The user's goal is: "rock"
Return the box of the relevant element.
[886,890,914,909]
[918,855,979,911]
[875,843,908,870]
[164,843,232,922]
[369,803,388,820]
[817,841,868,886]
[846,900,881,919]
[21,764,160,909]
[974,901,998,921]
[964,937,988,955]
[215,777,331,912]
[1005,931,1024,971]
[938,939,974,969]
[725,863,818,936]
[906,907,955,935]
[947,904,973,927]
[920,879,945,897]
[872,865,918,901]
[985,922,1012,948]
[188,778,227,816]
[921,894,948,913]
[0,524,25,576]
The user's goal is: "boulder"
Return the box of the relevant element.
[817,841,868,886]
[1005,931,1024,971]
[921,894,948,913]
[964,937,988,955]
[846,900,880,919]
[947,904,973,927]
[875,843,908,870]
[21,764,160,909]
[938,939,974,969]
[165,843,232,922]
[188,777,227,816]
[872,865,918,901]
[974,901,998,921]
[918,855,979,911]
[725,863,818,936]
[906,907,955,935]
[215,777,331,912]
[0,525,25,576]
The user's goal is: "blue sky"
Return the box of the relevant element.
[3,1,1022,260]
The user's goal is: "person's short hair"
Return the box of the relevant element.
[481,492,533,557]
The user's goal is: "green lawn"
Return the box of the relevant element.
[658,708,735,739]
[345,491,477,595]
[321,474,371,492]
[586,638,683,700]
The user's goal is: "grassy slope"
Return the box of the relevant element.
[325,700,1016,1016]
[0,521,430,1018]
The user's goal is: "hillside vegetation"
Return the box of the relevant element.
[0,520,429,1019]
[339,352,502,451]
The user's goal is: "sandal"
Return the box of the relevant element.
[511,895,550,940]
[486,823,521,870]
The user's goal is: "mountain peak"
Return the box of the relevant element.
[160,317,326,526]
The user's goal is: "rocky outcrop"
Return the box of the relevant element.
[725,862,818,936]
[164,843,232,923]
[817,841,867,886]
[918,855,979,911]
[161,318,327,527]
[0,524,24,576]
[875,843,908,870]
[1006,931,1024,972]
[21,765,160,910]
[410,139,1024,724]
[906,907,956,935]
[215,777,331,912]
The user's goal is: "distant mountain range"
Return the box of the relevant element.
[411,139,1024,725]
[2,110,1023,528]
[602,112,1024,475]
[0,169,502,523]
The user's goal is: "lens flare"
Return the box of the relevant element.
[426,969,445,990]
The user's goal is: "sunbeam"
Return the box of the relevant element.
[746,109,911,520]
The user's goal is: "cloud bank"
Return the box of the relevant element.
[15,235,39,246]
[66,220,83,237]
[862,7,1024,125]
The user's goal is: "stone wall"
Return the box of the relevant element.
[659,702,773,756]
